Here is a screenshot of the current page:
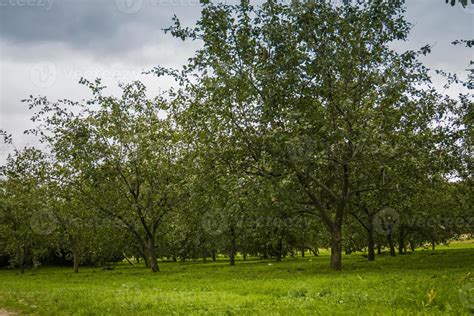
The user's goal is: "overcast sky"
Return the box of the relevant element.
[0,0,473,161]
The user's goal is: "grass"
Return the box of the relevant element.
[0,240,473,315]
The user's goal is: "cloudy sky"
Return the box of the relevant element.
[0,0,472,161]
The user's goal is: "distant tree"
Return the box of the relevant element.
[0,148,51,272]
[24,79,186,273]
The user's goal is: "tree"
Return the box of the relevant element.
[161,0,439,270]
[24,79,186,272]
[0,148,52,272]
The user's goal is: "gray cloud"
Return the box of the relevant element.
[0,0,202,62]
[0,0,473,161]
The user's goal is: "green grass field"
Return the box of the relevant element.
[0,241,473,315]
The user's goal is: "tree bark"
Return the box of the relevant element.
[377,240,381,255]
[367,229,375,261]
[143,254,150,268]
[276,236,283,262]
[229,227,236,266]
[18,244,25,274]
[388,233,396,257]
[73,248,80,273]
[410,240,415,252]
[398,227,405,255]
[330,226,342,270]
[147,238,159,272]
[123,253,135,266]
[398,238,404,255]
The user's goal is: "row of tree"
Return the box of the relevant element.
[0,0,472,272]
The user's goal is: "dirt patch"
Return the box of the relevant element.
[0,309,17,316]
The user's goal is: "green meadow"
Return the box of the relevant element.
[0,240,473,315]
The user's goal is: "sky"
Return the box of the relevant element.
[0,0,473,162]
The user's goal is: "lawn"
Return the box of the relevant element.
[0,241,473,315]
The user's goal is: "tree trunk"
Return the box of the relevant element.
[388,233,396,257]
[431,239,436,251]
[211,251,216,262]
[377,240,381,255]
[276,236,283,262]
[123,253,135,266]
[330,226,342,270]
[410,240,415,252]
[367,229,375,261]
[73,249,80,273]
[147,238,159,272]
[398,227,405,255]
[301,246,305,258]
[229,227,236,266]
[398,238,404,255]
[18,244,25,274]
[202,248,207,263]
[32,248,38,272]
